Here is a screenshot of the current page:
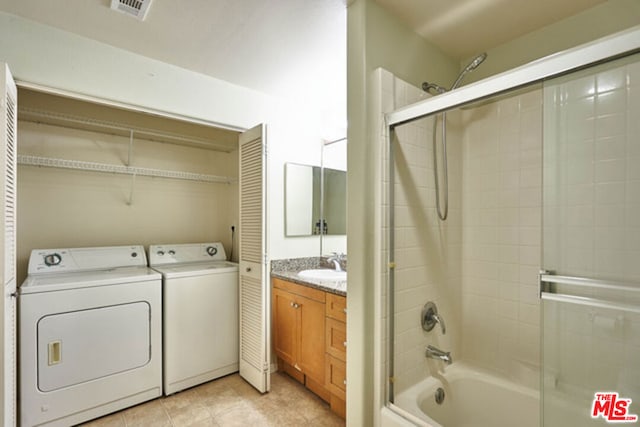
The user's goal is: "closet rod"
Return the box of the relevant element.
[18,107,235,152]
[18,155,236,184]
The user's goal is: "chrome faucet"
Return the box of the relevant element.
[327,252,345,272]
[425,345,452,365]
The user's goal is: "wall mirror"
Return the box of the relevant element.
[284,139,346,240]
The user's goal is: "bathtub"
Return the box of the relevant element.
[393,362,540,427]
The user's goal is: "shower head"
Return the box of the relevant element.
[422,52,487,95]
[463,52,487,73]
[451,52,488,90]
[422,82,447,95]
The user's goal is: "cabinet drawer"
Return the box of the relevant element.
[325,354,346,400]
[326,293,346,322]
[325,317,346,361]
[272,277,326,303]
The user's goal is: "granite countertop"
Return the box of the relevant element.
[271,257,347,297]
[271,269,347,297]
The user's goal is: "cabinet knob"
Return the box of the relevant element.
[290,302,300,309]
[343,307,347,314]
[246,267,252,273]
[343,341,347,347]
[343,380,347,385]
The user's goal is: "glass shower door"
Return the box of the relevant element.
[541,52,640,426]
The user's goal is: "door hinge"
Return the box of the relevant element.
[263,362,269,373]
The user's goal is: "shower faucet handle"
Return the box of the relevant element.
[421,301,446,335]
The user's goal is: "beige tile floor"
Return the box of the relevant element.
[79,372,346,427]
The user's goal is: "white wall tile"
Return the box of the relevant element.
[597,67,627,92]
[595,135,626,160]
[596,89,627,115]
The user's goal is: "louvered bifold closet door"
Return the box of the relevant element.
[238,124,270,393]
[0,64,17,427]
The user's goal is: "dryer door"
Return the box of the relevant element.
[37,302,150,392]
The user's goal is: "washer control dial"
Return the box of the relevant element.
[157,250,165,256]
[44,253,62,266]
[206,246,218,257]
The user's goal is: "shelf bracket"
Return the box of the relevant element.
[127,172,136,206]
[127,130,134,167]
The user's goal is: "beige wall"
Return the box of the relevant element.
[17,121,238,284]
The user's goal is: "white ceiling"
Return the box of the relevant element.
[0,0,347,113]
[375,0,609,60]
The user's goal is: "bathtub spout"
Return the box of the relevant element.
[425,345,452,365]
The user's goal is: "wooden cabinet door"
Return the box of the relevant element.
[325,317,346,361]
[325,354,346,400]
[272,288,297,368]
[297,295,326,384]
[326,293,347,322]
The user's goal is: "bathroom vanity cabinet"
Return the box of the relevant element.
[272,277,346,418]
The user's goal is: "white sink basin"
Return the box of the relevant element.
[298,269,347,281]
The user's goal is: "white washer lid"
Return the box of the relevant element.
[20,266,161,294]
[152,261,238,278]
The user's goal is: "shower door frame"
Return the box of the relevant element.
[383,24,640,424]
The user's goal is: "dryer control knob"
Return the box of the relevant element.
[168,250,175,256]
[206,246,218,256]
[157,250,165,256]
[44,253,62,266]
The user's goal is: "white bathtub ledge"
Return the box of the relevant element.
[381,406,434,427]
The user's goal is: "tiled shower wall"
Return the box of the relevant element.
[460,89,543,385]
[381,69,462,395]
[381,68,544,394]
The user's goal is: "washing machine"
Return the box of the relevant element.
[19,245,162,427]
[149,242,238,395]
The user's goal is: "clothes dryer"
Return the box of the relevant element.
[149,242,238,395]
[19,245,162,427]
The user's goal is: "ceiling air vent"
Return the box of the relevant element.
[110,0,153,21]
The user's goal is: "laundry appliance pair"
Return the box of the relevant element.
[19,242,238,426]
